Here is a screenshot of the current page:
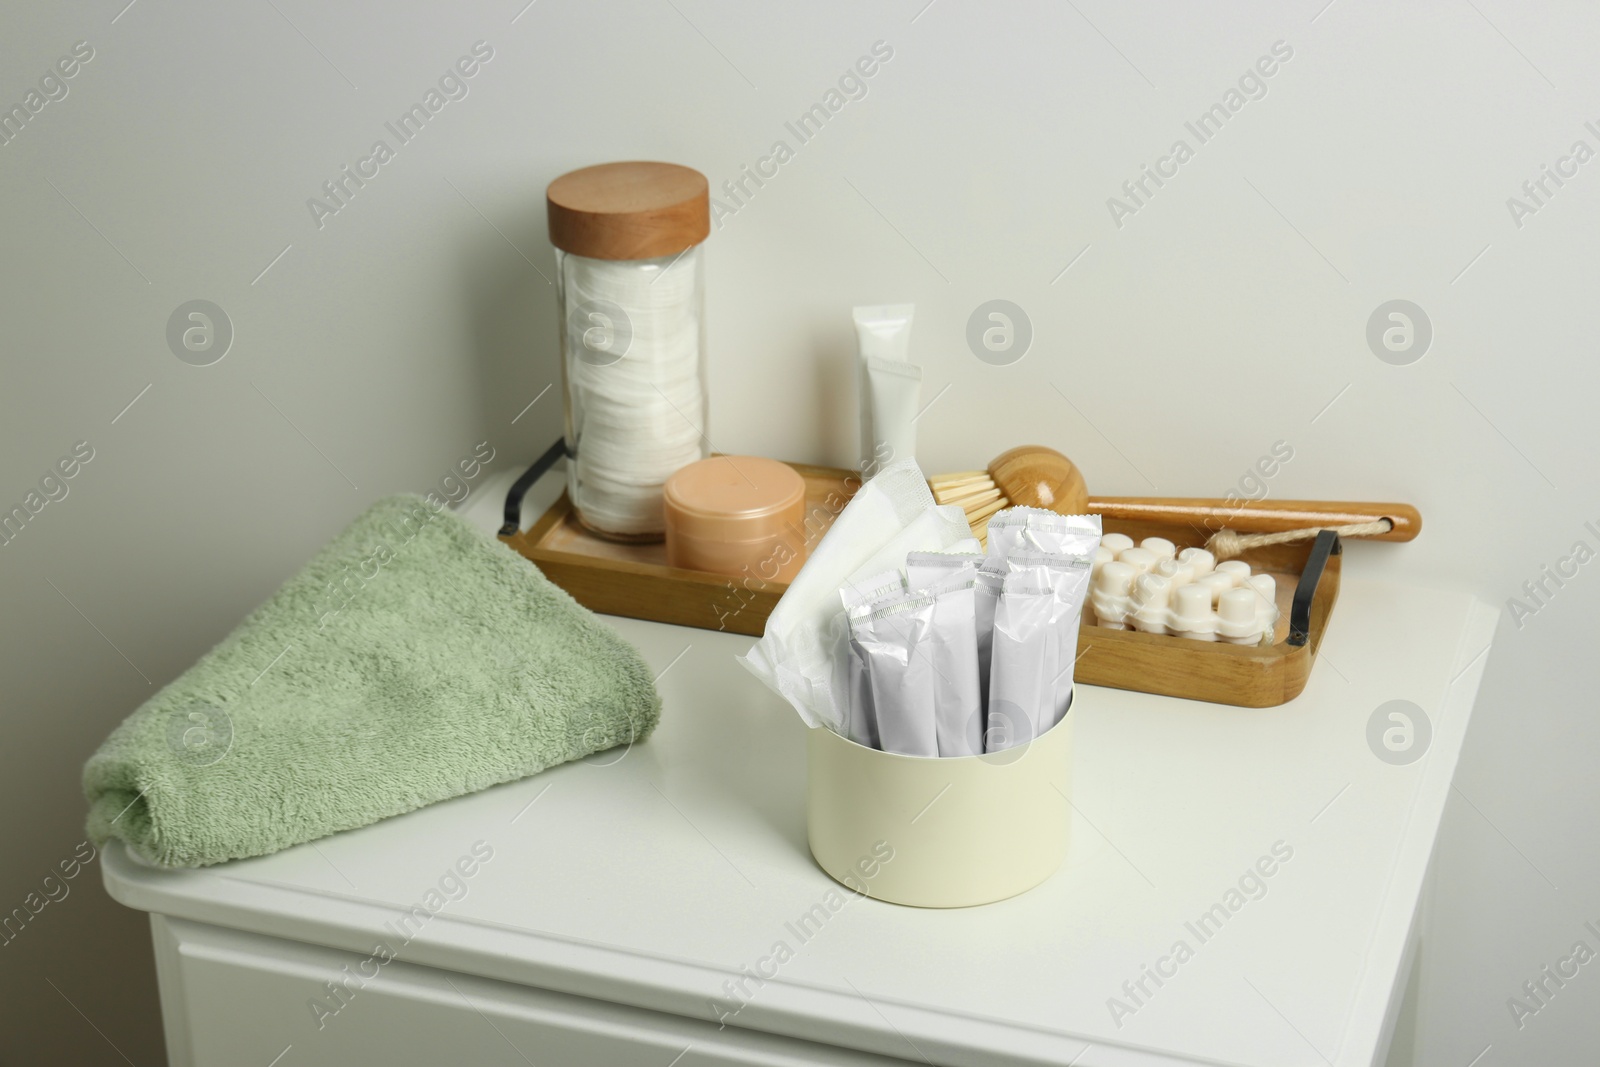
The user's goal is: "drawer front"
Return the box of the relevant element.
[151,917,914,1067]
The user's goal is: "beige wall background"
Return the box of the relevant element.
[2,0,1596,1063]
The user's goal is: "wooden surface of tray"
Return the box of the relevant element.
[500,462,1339,707]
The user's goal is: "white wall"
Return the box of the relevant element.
[2,0,1596,1063]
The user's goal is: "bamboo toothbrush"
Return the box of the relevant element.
[929,445,1422,556]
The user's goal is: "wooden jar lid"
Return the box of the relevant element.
[546,162,710,261]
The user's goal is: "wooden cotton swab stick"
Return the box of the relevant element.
[929,445,1421,550]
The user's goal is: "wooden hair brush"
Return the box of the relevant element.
[928,445,1421,557]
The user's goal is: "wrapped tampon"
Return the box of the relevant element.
[923,571,983,757]
[905,550,983,592]
[973,558,1007,719]
[986,509,1102,561]
[839,570,905,749]
[1004,552,1092,728]
[986,574,1055,751]
[850,594,938,756]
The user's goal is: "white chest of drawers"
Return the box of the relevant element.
[103,474,1496,1067]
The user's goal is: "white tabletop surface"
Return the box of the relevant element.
[104,467,1498,1067]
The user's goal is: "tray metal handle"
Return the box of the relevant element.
[1288,529,1340,647]
[499,438,569,537]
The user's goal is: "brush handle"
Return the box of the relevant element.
[1087,497,1421,542]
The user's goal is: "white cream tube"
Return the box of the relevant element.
[866,355,922,470]
[853,304,915,470]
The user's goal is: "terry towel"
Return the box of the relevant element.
[84,494,661,868]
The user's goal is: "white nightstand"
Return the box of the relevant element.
[103,469,1496,1067]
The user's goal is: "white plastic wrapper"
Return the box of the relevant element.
[739,458,973,734]
[986,574,1055,752]
[973,558,1007,720]
[926,577,983,756]
[850,594,938,757]
[1004,552,1093,728]
[986,509,1102,561]
[905,550,984,754]
[848,508,974,592]
[905,550,982,591]
[982,514,1101,752]
[839,570,905,749]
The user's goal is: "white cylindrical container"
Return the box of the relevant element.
[806,698,1074,908]
[547,162,711,542]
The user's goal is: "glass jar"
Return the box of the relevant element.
[547,162,710,542]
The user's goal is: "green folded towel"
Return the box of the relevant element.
[84,494,661,868]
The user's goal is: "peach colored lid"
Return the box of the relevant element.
[664,456,806,542]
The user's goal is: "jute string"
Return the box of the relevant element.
[1205,519,1393,560]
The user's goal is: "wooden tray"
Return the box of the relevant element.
[500,459,1340,708]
